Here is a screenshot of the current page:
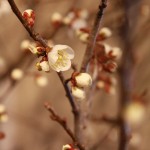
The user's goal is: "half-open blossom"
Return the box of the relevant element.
[71,87,85,100]
[74,73,92,88]
[48,45,74,72]
[22,9,35,27]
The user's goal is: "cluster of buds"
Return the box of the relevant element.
[76,27,112,43]
[71,72,92,100]
[29,44,74,72]
[51,9,88,30]
[96,74,117,95]
[22,9,35,27]
[62,144,75,150]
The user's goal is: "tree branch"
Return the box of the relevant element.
[44,102,85,150]
[80,0,107,72]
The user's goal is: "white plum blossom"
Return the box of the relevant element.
[75,73,92,88]
[71,87,85,100]
[48,45,74,72]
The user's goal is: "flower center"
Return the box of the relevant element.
[55,50,68,68]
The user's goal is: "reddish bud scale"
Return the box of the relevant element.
[22,10,35,27]
[71,72,80,86]
[52,21,62,28]
[80,28,90,33]
[103,61,117,73]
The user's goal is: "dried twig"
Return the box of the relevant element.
[44,102,85,150]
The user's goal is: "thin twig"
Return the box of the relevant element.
[44,102,85,150]
[80,0,107,72]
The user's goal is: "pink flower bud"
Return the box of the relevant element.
[22,9,35,27]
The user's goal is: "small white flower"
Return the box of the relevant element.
[51,12,63,22]
[99,27,112,38]
[71,87,85,100]
[62,144,71,150]
[11,68,24,80]
[36,76,48,87]
[48,45,74,72]
[40,61,50,72]
[75,73,92,88]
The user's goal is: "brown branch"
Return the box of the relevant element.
[7,0,81,145]
[7,0,49,48]
[44,102,85,150]
[80,0,108,72]
[57,72,79,116]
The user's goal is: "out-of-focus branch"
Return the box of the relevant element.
[117,0,139,149]
[80,0,108,72]
[88,115,118,124]
[89,124,116,150]
[44,102,85,150]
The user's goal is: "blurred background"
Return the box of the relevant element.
[0,0,150,150]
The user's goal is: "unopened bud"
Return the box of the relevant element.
[11,68,24,80]
[71,87,85,100]
[75,73,92,88]
[20,39,30,51]
[22,9,35,27]
[51,12,63,27]
[108,47,122,60]
[62,144,72,150]
[78,9,89,19]
[99,27,112,38]
[35,76,48,87]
